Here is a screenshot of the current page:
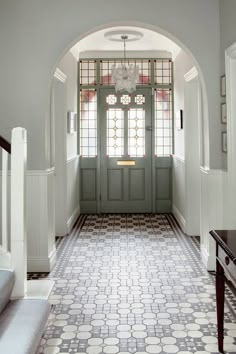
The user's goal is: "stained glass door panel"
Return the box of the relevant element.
[100,88,152,213]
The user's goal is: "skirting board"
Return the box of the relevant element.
[201,245,216,271]
[67,205,80,233]
[27,246,57,272]
[172,204,186,233]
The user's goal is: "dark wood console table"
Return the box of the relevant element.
[210,230,236,353]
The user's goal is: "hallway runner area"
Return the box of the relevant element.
[37,214,236,354]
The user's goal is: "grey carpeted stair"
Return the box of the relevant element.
[0,270,14,314]
[0,270,50,354]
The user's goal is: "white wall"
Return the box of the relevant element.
[172,50,195,228]
[174,50,194,158]
[27,169,56,272]
[52,77,67,236]
[172,156,186,231]
[197,0,236,270]
[0,0,221,170]
[66,156,80,230]
[58,52,78,160]
[57,52,80,232]
[184,77,201,236]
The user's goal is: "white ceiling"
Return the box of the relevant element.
[70,26,181,60]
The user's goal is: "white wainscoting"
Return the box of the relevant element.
[200,167,223,270]
[27,169,56,272]
[1,162,80,272]
[172,155,186,232]
[67,155,80,232]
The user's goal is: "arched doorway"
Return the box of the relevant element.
[51,23,206,235]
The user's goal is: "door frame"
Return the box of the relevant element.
[78,58,174,214]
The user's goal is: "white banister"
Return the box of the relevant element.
[10,127,27,298]
[2,149,9,251]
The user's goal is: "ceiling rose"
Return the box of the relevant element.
[104,30,143,42]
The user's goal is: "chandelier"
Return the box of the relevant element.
[111,35,139,93]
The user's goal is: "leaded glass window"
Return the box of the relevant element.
[80,60,97,86]
[107,108,124,157]
[154,88,172,156]
[106,94,117,105]
[134,94,145,105]
[154,59,172,85]
[80,89,97,157]
[128,108,145,157]
[100,59,151,86]
[121,94,131,105]
[79,58,173,158]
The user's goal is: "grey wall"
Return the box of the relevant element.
[219,0,236,170]
[220,0,236,73]
[0,0,221,170]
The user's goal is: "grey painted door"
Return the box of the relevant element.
[100,88,152,213]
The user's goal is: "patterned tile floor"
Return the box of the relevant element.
[35,214,236,354]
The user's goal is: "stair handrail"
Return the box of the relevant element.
[0,135,11,154]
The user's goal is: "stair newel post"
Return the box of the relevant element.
[11,127,27,298]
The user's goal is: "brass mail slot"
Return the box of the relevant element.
[117,160,136,166]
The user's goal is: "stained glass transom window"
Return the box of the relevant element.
[80,60,97,86]
[155,89,172,156]
[107,109,124,157]
[100,59,151,86]
[128,108,145,157]
[106,94,117,105]
[80,89,97,157]
[79,58,173,158]
[134,94,145,105]
[121,95,131,105]
[154,59,172,85]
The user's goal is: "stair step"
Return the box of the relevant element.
[0,299,50,354]
[26,279,54,299]
[0,270,14,314]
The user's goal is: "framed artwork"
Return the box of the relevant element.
[221,75,226,97]
[221,102,227,124]
[67,111,77,134]
[222,132,227,153]
[176,109,183,130]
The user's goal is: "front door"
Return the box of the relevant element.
[100,88,152,213]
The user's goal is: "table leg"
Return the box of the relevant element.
[216,259,225,353]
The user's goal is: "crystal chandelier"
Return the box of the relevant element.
[111,35,139,93]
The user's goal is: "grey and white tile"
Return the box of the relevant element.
[34,214,236,354]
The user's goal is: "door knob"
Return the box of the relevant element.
[146,126,152,131]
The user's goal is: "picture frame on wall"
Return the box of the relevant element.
[67,111,77,134]
[222,132,227,153]
[221,102,227,124]
[221,75,226,97]
[176,109,183,130]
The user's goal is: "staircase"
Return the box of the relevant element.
[0,128,53,353]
